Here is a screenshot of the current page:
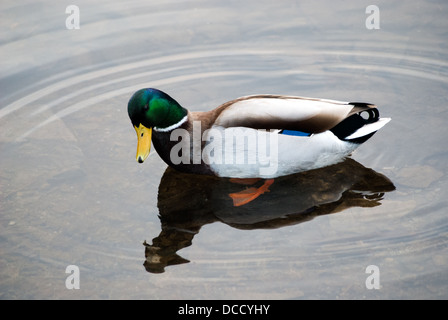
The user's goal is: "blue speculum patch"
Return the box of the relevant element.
[280,130,311,137]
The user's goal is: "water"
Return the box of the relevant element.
[1,0,447,299]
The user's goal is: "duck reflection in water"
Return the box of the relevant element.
[143,158,395,273]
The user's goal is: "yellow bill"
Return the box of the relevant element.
[134,123,152,163]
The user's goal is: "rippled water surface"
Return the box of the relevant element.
[1,0,447,299]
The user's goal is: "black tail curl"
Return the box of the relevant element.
[330,103,380,144]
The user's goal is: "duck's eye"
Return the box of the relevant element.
[143,104,149,111]
[141,132,144,137]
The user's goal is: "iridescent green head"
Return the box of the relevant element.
[127,88,187,163]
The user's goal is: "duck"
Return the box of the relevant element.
[128,88,390,204]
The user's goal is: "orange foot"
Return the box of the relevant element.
[228,179,274,207]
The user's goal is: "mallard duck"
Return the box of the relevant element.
[127,88,390,181]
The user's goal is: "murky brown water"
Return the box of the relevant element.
[1,0,447,299]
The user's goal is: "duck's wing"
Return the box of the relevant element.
[213,95,376,133]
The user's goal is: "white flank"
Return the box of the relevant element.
[204,126,360,178]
